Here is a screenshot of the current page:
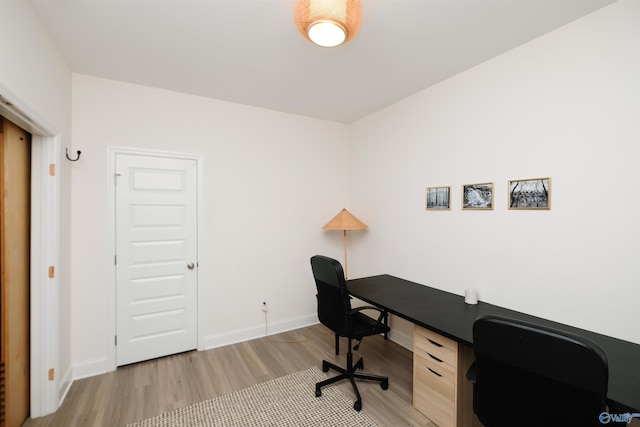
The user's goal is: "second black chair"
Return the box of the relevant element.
[310,255,390,411]
[468,315,609,427]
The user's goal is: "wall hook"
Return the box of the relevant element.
[66,148,81,162]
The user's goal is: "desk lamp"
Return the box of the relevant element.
[322,208,368,279]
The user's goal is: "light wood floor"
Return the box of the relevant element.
[23,325,435,427]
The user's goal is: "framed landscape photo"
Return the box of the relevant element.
[426,186,451,210]
[462,182,494,210]
[508,177,551,209]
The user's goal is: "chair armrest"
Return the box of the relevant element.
[349,306,388,328]
[466,362,477,384]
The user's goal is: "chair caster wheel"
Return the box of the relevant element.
[353,400,362,411]
[381,379,389,390]
[322,361,329,373]
[315,389,322,397]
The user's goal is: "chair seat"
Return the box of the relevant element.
[350,312,390,340]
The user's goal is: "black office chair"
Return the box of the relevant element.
[310,255,390,411]
[467,315,608,427]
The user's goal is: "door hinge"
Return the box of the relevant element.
[114,255,117,265]
[115,336,117,346]
[48,266,55,278]
[114,172,121,185]
[49,164,56,176]
[48,368,55,381]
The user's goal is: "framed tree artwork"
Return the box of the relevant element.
[508,177,551,209]
[462,182,494,210]
[426,186,451,210]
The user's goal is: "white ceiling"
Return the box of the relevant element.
[28,0,615,123]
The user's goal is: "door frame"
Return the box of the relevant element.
[0,85,62,417]
[106,146,205,370]
[30,133,61,417]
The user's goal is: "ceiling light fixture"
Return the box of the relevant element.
[294,0,362,48]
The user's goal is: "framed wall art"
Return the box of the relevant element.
[462,182,494,210]
[508,177,551,209]
[425,186,451,210]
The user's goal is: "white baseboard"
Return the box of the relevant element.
[203,313,319,350]
[68,313,417,385]
[72,357,110,381]
[202,312,414,353]
[58,365,73,404]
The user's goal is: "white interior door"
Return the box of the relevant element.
[115,153,198,366]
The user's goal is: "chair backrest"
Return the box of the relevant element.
[472,315,608,427]
[310,255,352,336]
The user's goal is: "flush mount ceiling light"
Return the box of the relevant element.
[294,0,362,48]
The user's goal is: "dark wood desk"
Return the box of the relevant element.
[348,274,640,413]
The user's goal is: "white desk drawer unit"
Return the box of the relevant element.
[413,325,479,427]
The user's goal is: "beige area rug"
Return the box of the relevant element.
[127,366,377,427]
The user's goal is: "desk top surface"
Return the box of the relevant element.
[347,274,640,412]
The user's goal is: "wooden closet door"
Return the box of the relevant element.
[0,116,31,427]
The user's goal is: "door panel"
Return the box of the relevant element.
[0,117,31,427]
[115,154,198,366]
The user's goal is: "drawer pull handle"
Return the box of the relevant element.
[427,338,443,348]
[427,367,442,377]
[428,353,443,363]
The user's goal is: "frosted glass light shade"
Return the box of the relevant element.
[294,0,362,47]
[308,21,346,47]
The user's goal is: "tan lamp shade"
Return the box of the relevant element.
[322,208,367,279]
[294,0,363,47]
[322,208,368,230]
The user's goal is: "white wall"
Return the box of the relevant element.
[71,75,351,374]
[350,0,640,345]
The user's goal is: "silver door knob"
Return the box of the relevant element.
[187,262,195,270]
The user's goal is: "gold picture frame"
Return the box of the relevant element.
[462,182,494,210]
[425,186,451,210]
[508,177,551,210]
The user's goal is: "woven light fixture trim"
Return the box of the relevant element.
[294,0,363,47]
[322,208,368,230]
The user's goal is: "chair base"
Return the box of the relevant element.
[315,356,388,411]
